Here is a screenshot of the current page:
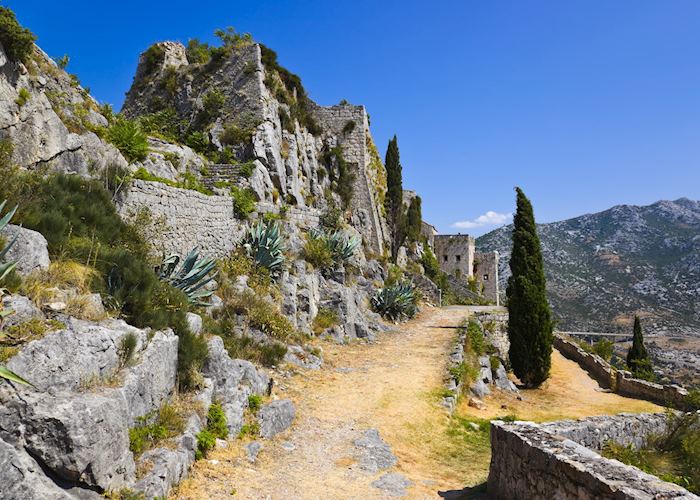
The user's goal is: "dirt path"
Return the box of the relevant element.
[174,306,661,499]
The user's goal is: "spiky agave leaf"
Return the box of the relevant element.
[242,221,285,274]
[0,365,32,386]
[0,200,19,323]
[371,280,417,322]
[155,247,218,306]
[325,230,361,262]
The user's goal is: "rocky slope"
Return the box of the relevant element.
[477,198,700,334]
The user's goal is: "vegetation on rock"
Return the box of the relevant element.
[156,247,218,306]
[0,6,36,63]
[242,221,285,275]
[506,187,553,388]
[371,280,417,322]
[106,117,149,162]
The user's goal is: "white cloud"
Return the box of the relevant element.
[452,211,512,229]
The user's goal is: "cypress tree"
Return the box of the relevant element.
[627,316,652,376]
[506,187,553,388]
[406,195,422,242]
[384,135,406,260]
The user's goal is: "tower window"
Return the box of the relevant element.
[443,255,448,262]
[456,255,461,262]
[483,274,489,281]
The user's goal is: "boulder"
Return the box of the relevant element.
[319,277,373,341]
[245,441,263,463]
[468,397,487,410]
[186,312,203,335]
[203,336,270,435]
[470,378,491,399]
[493,363,519,393]
[257,399,295,439]
[0,438,92,500]
[1,294,44,328]
[283,345,322,370]
[2,225,50,276]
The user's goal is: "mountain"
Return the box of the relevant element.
[476,199,700,334]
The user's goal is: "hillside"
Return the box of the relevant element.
[477,198,700,334]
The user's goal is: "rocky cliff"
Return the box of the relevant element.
[0,17,399,499]
[477,198,700,334]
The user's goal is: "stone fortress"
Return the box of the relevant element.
[422,225,500,305]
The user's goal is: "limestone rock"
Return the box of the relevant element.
[283,345,322,370]
[1,294,44,328]
[245,441,263,463]
[468,397,486,410]
[6,318,148,392]
[470,378,491,399]
[257,399,295,439]
[2,225,50,276]
[493,362,519,392]
[372,472,413,497]
[186,312,203,335]
[0,438,91,500]
[353,429,397,473]
[203,336,270,435]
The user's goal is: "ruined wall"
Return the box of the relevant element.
[474,251,500,305]
[433,234,475,279]
[554,334,690,407]
[117,180,244,258]
[554,336,616,389]
[421,221,437,250]
[616,371,688,409]
[488,415,697,500]
[313,104,387,254]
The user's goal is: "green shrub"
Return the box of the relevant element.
[239,161,255,178]
[138,108,182,142]
[185,130,210,153]
[222,334,287,367]
[106,117,149,162]
[342,120,356,134]
[206,402,228,440]
[129,403,185,456]
[231,187,257,219]
[15,88,30,107]
[319,204,343,232]
[247,394,263,413]
[321,146,354,209]
[177,328,208,391]
[238,422,260,438]
[141,44,165,75]
[312,308,339,334]
[0,7,36,63]
[118,333,138,368]
[53,54,69,69]
[466,320,485,356]
[186,38,211,64]
[302,236,333,270]
[195,429,216,460]
[220,123,252,146]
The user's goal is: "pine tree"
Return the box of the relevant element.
[627,316,652,378]
[384,135,405,260]
[406,196,422,242]
[506,187,553,388]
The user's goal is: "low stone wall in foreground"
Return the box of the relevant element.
[488,413,698,500]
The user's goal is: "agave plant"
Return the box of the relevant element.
[156,247,218,306]
[242,221,285,274]
[371,280,418,322]
[0,200,32,387]
[309,228,360,264]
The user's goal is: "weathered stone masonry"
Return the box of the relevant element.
[488,414,698,500]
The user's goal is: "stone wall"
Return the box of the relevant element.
[488,414,698,500]
[474,251,500,305]
[554,335,616,389]
[117,180,245,258]
[421,221,437,250]
[257,202,321,229]
[554,335,690,407]
[473,310,509,361]
[313,103,388,254]
[616,370,689,409]
[433,234,475,278]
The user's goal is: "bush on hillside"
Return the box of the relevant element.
[0,7,36,63]
[106,117,149,162]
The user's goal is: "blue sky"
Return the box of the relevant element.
[6,0,700,235]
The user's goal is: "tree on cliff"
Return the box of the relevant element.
[385,135,406,260]
[406,195,422,242]
[506,187,553,388]
[627,316,653,379]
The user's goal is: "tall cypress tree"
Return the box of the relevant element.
[406,195,422,242]
[506,187,553,388]
[384,135,405,260]
[627,316,651,376]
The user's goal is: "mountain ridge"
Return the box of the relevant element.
[476,197,700,335]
